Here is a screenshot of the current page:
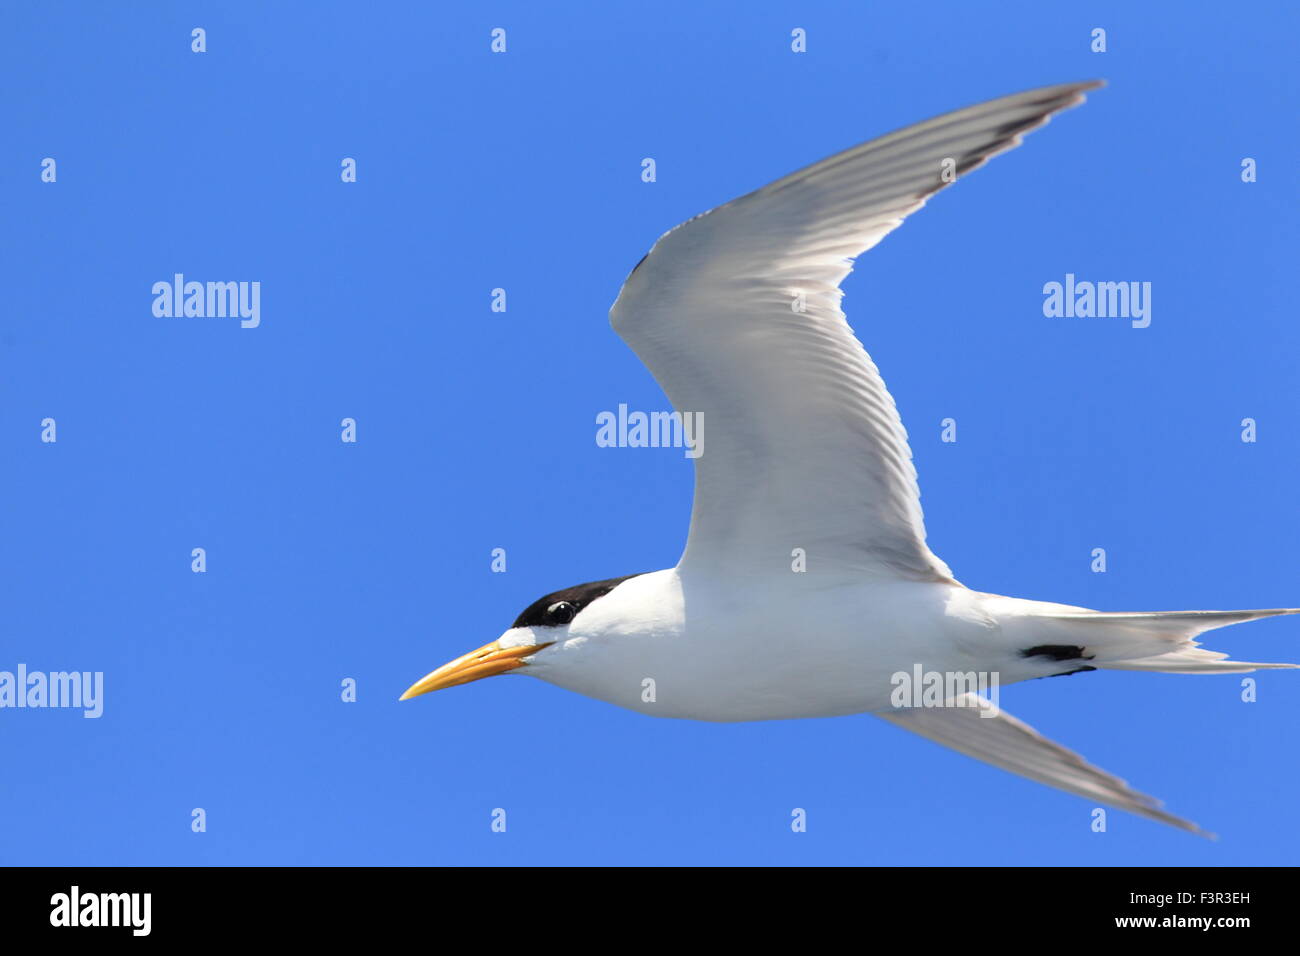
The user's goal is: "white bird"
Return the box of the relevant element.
[402,81,1296,835]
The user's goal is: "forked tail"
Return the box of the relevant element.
[879,601,1298,835]
[1033,607,1300,673]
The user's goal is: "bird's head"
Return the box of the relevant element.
[399,574,641,701]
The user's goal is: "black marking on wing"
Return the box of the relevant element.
[512,573,645,629]
[1020,644,1094,662]
[1021,644,1097,681]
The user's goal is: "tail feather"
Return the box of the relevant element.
[1034,608,1300,674]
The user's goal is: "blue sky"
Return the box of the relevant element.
[3,1,1298,866]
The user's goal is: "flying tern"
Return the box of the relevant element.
[402,81,1296,835]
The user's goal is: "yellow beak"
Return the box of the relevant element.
[399,640,554,701]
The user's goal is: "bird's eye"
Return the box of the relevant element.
[547,601,577,625]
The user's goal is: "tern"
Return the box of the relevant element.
[402,82,1296,834]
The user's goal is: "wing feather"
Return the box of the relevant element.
[880,693,1209,836]
[611,82,1101,578]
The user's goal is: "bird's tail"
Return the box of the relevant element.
[1033,607,1300,673]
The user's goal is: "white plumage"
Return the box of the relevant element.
[404,82,1297,836]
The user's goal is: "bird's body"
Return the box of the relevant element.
[403,80,1297,835]
[515,572,1292,725]
[517,570,1068,722]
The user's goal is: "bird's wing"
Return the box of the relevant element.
[611,82,1101,578]
[879,693,1208,835]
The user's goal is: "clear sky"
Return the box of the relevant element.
[3,1,1298,866]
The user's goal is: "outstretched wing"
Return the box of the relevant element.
[880,693,1208,835]
[611,82,1101,578]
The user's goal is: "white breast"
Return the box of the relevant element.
[523,569,1014,722]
